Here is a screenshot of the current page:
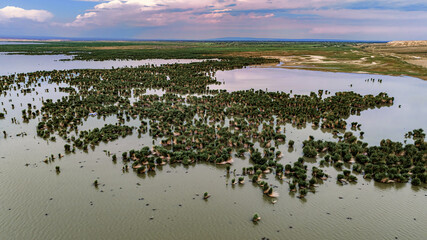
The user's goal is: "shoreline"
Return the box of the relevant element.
[252,62,427,81]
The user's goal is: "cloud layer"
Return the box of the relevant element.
[1,0,427,40]
[0,6,53,22]
[66,0,280,27]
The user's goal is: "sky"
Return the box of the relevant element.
[0,0,426,41]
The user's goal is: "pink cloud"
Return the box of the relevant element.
[248,13,274,19]
[310,25,427,36]
[294,9,427,20]
[64,0,357,28]
[56,0,427,40]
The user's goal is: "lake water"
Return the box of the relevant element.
[0,58,426,239]
[0,53,204,75]
[0,41,45,45]
[212,67,427,145]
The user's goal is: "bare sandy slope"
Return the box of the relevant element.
[406,59,427,68]
[387,40,427,47]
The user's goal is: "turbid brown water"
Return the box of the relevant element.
[212,67,427,145]
[0,57,426,239]
[0,53,204,75]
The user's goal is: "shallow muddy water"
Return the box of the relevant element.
[0,60,426,240]
[213,67,427,145]
[0,53,204,75]
[0,41,44,45]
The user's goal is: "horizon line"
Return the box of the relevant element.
[0,36,389,43]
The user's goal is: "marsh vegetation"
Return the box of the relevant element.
[0,42,425,239]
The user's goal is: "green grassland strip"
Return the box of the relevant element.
[1,41,426,79]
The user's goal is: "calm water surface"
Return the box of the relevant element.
[0,41,44,45]
[0,53,204,75]
[213,67,427,145]
[0,60,426,239]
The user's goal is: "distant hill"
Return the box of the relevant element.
[207,37,385,42]
[0,36,386,43]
